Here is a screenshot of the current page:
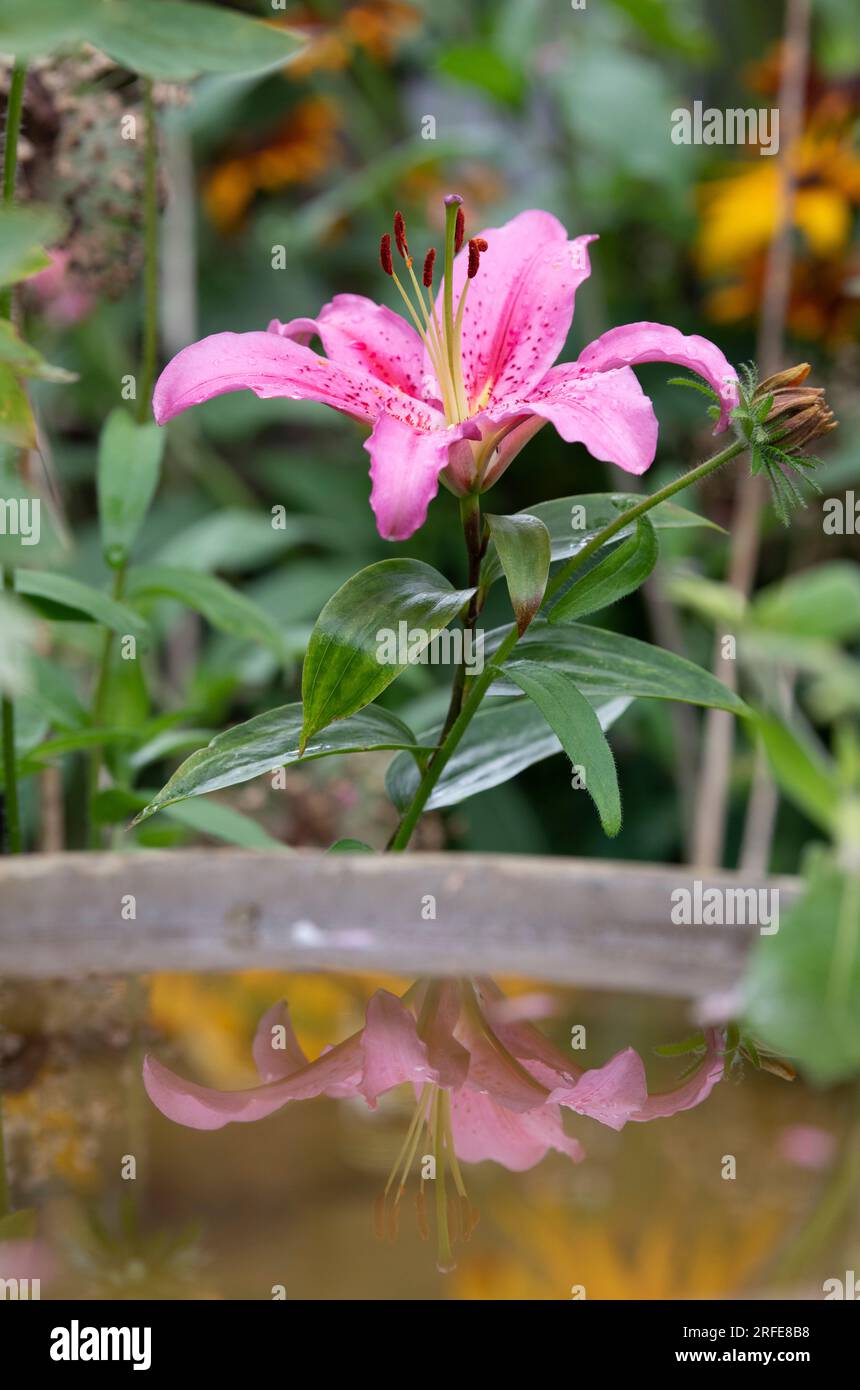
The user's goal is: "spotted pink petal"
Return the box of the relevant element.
[364,412,479,541]
[486,363,659,478]
[358,989,439,1104]
[551,1047,649,1131]
[631,1028,724,1120]
[448,1087,585,1172]
[271,293,425,398]
[432,211,596,409]
[577,321,739,432]
[151,330,440,432]
[416,981,471,1090]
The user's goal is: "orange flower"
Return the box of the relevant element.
[204,96,340,232]
[286,1,421,77]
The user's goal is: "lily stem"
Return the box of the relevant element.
[436,492,484,745]
[387,436,746,852]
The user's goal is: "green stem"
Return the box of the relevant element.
[1,571,22,855]
[86,567,126,847]
[387,437,746,852]
[1,61,28,854]
[0,60,26,320]
[87,86,159,839]
[138,79,159,425]
[436,492,483,745]
[0,59,27,1221]
[0,1091,8,1221]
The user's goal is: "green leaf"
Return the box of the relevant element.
[0,364,36,448]
[0,592,35,697]
[15,570,150,645]
[0,1208,38,1242]
[0,479,67,569]
[0,321,76,383]
[135,703,429,821]
[480,492,717,589]
[756,714,836,834]
[489,622,748,713]
[502,661,621,835]
[97,785,287,849]
[18,727,138,772]
[665,571,748,628]
[328,838,374,853]
[125,565,283,653]
[743,856,860,1085]
[436,44,526,105]
[549,517,658,623]
[386,692,631,812]
[485,513,551,635]
[0,207,63,287]
[152,508,310,573]
[751,563,860,643]
[97,409,165,566]
[301,559,474,748]
[0,0,305,80]
[155,796,287,850]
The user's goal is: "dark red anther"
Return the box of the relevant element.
[380,233,393,276]
[422,247,436,287]
[454,207,465,253]
[474,237,488,252]
[467,238,482,279]
[393,210,408,258]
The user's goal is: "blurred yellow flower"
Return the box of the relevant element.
[455,1200,782,1300]
[696,46,860,343]
[147,970,407,1086]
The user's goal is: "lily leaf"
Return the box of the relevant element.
[135,703,429,822]
[549,516,658,623]
[301,558,474,748]
[503,660,621,835]
[485,512,551,635]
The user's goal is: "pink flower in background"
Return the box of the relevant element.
[778,1124,837,1171]
[28,250,94,327]
[151,200,738,540]
[144,979,724,1269]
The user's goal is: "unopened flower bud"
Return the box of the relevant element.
[753,364,837,451]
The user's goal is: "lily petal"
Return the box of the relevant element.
[433,211,596,408]
[142,1034,364,1131]
[577,321,739,432]
[448,1088,585,1172]
[486,363,659,479]
[365,413,479,541]
[152,330,439,432]
[552,1048,649,1131]
[271,293,425,398]
[358,990,440,1104]
[631,1029,724,1120]
[252,1000,309,1081]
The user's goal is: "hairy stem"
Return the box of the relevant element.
[387,437,746,852]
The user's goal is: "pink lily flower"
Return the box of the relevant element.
[151,198,739,541]
[144,979,723,1270]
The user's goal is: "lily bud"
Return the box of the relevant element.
[753,364,837,451]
